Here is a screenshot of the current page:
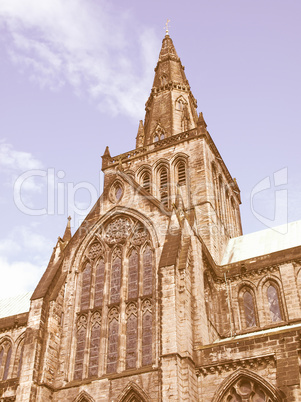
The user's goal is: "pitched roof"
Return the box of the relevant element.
[0,291,33,319]
[222,220,301,265]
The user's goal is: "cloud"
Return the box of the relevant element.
[0,225,51,298]
[0,0,159,119]
[0,141,43,171]
[0,140,45,194]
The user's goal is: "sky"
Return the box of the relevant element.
[0,0,300,298]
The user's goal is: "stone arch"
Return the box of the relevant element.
[117,381,149,402]
[237,283,259,330]
[74,390,95,402]
[212,368,284,402]
[258,275,287,324]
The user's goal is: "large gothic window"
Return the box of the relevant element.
[267,285,282,322]
[74,217,154,380]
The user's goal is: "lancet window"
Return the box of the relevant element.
[177,161,186,186]
[0,340,12,381]
[239,288,257,329]
[74,217,154,380]
[142,171,151,193]
[159,167,169,206]
[267,284,283,322]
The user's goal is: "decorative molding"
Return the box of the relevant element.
[91,311,101,328]
[126,302,138,318]
[87,241,103,260]
[142,299,152,314]
[105,218,133,245]
[196,354,275,377]
[108,307,119,322]
[76,314,87,330]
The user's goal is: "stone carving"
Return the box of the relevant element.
[87,241,102,260]
[108,307,119,322]
[112,247,122,261]
[126,302,138,317]
[105,218,132,245]
[91,311,101,327]
[131,225,149,246]
[77,314,87,330]
[142,299,152,314]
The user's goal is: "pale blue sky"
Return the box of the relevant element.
[0,0,300,297]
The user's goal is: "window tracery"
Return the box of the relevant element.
[221,377,274,402]
[0,340,12,381]
[74,216,154,379]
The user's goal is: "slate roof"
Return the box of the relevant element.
[0,291,33,319]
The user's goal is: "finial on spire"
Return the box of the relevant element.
[165,19,171,36]
[62,216,72,242]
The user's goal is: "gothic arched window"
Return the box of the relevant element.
[142,171,151,193]
[243,291,256,328]
[267,285,282,322]
[88,312,101,377]
[159,167,168,206]
[0,340,12,381]
[177,161,186,186]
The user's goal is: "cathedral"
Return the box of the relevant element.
[1,31,301,402]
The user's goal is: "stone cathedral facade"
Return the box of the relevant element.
[1,33,301,402]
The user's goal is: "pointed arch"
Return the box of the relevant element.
[128,248,139,299]
[13,333,26,378]
[153,124,165,142]
[117,382,149,402]
[0,337,13,381]
[73,390,95,402]
[212,369,283,402]
[175,95,187,111]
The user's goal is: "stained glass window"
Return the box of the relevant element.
[80,263,92,310]
[74,322,87,380]
[128,250,138,299]
[143,247,152,296]
[94,259,105,308]
[107,318,119,373]
[267,285,282,322]
[88,314,101,377]
[126,313,138,369]
[243,291,256,328]
[142,309,152,366]
[110,251,121,304]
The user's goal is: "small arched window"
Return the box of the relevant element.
[142,172,151,193]
[176,98,185,111]
[160,74,167,86]
[0,341,12,381]
[267,285,282,322]
[159,167,168,206]
[177,161,186,186]
[243,291,256,328]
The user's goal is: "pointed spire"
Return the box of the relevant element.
[136,120,145,148]
[143,33,198,147]
[101,146,112,170]
[197,112,207,135]
[62,216,72,242]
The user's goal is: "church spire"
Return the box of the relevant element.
[141,33,198,147]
